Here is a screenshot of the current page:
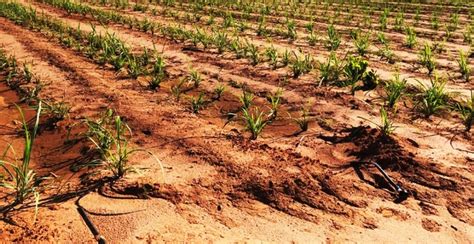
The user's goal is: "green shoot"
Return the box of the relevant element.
[360,107,396,137]
[213,83,226,100]
[326,24,341,51]
[455,91,474,131]
[188,69,202,88]
[414,74,452,117]
[240,90,254,110]
[265,46,278,69]
[148,54,166,90]
[267,88,282,120]
[383,73,407,109]
[318,52,342,86]
[190,92,205,114]
[291,53,313,78]
[457,50,470,82]
[343,56,369,94]
[0,102,42,222]
[405,26,417,49]
[379,107,396,136]
[354,32,371,56]
[419,43,436,75]
[293,108,309,132]
[246,41,260,66]
[242,108,267,140]
[171,78,186,101]
[88,114,164,179]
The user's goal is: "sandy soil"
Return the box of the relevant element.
[0,0,473,243]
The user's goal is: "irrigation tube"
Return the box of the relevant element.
[371,162,409,201]
[77,206,107,244]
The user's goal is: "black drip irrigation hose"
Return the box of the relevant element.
[371,162,409,202]
[77,205,107,244]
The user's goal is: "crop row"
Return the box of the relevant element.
[2,0,474,130]
[127,0,474,17]
[77,0,474,47]
[2,1,472,129]
[37,0,474,83]
[0,47,163,222]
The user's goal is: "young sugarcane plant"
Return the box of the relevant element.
[361,107,396,137]
[21,98,67,130]
[88,115,164,179]
[0,102,42,222]
[455,91,474,131]
[222,13,234,29]
[286,18,297,41]
[236,21,248,32]
[444,24,453,41]
[304,18,314,33]
[256,16,268,36]
[281,49,291,67]
[318,51,343,86]
[350,27,361,40]
[188,69,202,88]
[361,70,379,92]
[206,15,215,25]
[111,51,128,72]
[405,26,417,49]
[242,108,267,140]
[448,13,459,32]
[326,24,341,51]
[383,73,407,109]
[84,109,115,157]
[213,83,225,100]
[293,107,309,132]
[376,32,389,45]
[139,47,151,66]
[148,54,167,90]
[246,41,260,66]
[229,38,245,59]
[22,63,34,83]
[414,74,452,118]
[240,90,254,110]
[457,50,470,82]
[431,12,440,30]
[419,43,436,75]
[267,88,282,121]
[463,26,472,44]
[126,56,142,79]
[379,8,389,31]
[190,92,205,114]
[171,78,186,101]
[291,53,313,78]
[214,31,228,54]
[265,46,278,69]
[430,40,446,54]
[394,12,405,32]
[378,107,396,136]
[343,56,368,95]
[307,31,318,46]
[378,44,396,64]
[414,8,421,26]
[354,32,371,56]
